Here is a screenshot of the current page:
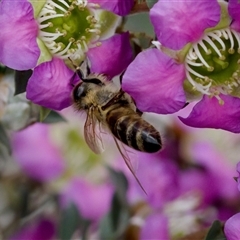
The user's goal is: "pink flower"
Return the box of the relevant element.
[224,213,240,240]
[60,177,113,221]
[122,0,240,133]
[12,123,65,181]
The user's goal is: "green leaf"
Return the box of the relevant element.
[0,143,10,161]
[146,0,158,9]
[205,220,226,240]
[58,203,91,240]
[123,12,154,38]
[98,10,121,40]
[36,38,52,65]
[99,192,129,240]
[39,107,51,122]
[14,69,33,95]
[0,123,11,154]
[58,203,81,240]
[99,168,130,239]
[107,167,128,206]
[42,111,67,124]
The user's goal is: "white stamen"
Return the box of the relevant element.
[38,14,64,23]
[71,48,84,60]
[93,24,101,29]
[193,45,211,68]
[76,0,88,7]
[45,3,55,10]
[58,0,70,8]
[185,70,211,95]
[40,8,56,15]
[55,41,72,57]
[214,30,222,38]
[186,59,203,67]
[231,29,240,49]
[188,48,197,60]
[221,29,228,40]
[152,41,162,50]
[226,28,234,50]
[186,65,205,79]
[45,42,56,48]
[50,44,62,54]
[208,32,226,51]
[215,94,224,105]
[39,31,63,38]
[49,1,68,13]
[203,36,222,58]
[39,23,51,29]
[82,40,88,51]
[198,40,209,54]
[40,32,63,41]
[77,43,85,54]
[86,28,101,35]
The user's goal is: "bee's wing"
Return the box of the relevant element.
[113,137,147,195]
[84,107,104,154]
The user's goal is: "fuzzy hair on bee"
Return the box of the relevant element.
[71,60,162,193]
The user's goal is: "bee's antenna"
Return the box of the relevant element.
[68,57,77,68]
[68,58,80,86]
[68,57,85,80]
[119,70,125,85]
[85,58,91,75]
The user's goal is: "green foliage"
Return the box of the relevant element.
[123,12,154,38]
[39,107,66,124]
[58,203,90,240]
[146,0,158,9]
[205,220,226,240]
[0,122,11,155]
[99,168,129,240]
[42,110,66,124]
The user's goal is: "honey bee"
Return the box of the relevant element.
[71,61,162,192]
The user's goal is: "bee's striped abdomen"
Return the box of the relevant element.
[106,108,162,153]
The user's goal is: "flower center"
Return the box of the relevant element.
[37,0,101,60]
[185,28,240,103]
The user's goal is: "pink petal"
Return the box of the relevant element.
[26,58,75,110]
[189,142,238,200]
[87,32,133,79]
[135,153,179,208]
[89,0,134,16]
[179,94,240,133]
[10,219,55,240]
[60,177,113,221]
[140,213,169,240]
[150,0,221,50]
[224,213,240,240]
[122,48,186,114]
[12,123,65,181]
[0,0,40,70]
[229,0,240,32]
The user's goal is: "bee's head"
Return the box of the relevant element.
[72,76,105,110]
[72,82,86,102]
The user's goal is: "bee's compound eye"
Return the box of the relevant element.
[73,85,86,101]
